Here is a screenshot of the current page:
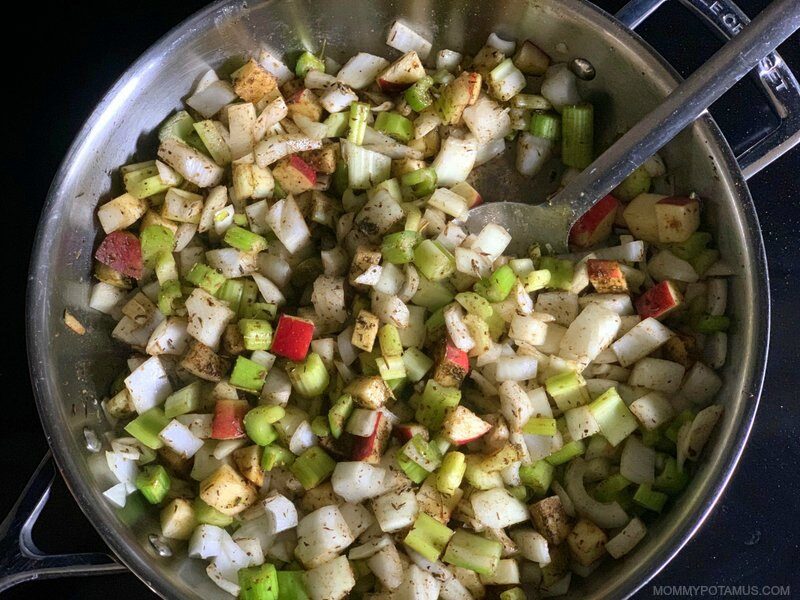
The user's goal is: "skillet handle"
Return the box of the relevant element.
[0,452,128,592]
[616,0,800,179]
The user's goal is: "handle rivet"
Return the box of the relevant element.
[148,534,173,558]
[570,58,596,81]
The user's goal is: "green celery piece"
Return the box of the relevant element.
[224,225,268,253]
[124,408,169,450]
[589,388,638,446]
[522,417,558,436]
[545,370,590,411]
[158,280,183,316]
[416,380,461,430]
[238,563,279,600]
[290,446,336,489]
[522,269,552,292]
[561,103,594,169]
[414,239,456,281]
[613,165,651,202]
[593,473,632,502]
[665,409,695,443]
[311,415,330,437]
[127,174,170,200]
[358,351,379,376]
[164,381,202,418]
[286,352,330,397]
[454,292,493,319]
[217,279,245,316]
[375,112,414,143]
[404,513,454,562]
[654,457,690,495]
[262,444,295,471]
[400,167,437,198]
[244,406,284,446]
[376,356,406,380]
[500,588,527,600]
[239,319,274,351]
[159,110,195,142]
[436,451,466,495]
[404,76,434,112]
[519,460,554,496]
[193,120,232,165]
[529,112,561,141]
[425,307,446,341]
[397,451,431,484]
[241,302,277,321]
[671,232,713,261]
[238,279,260,319]
[381,230,420,264]
[348,102,370,145]
[328,394,355,439]
[545,439,586,466]
[230,356,269,393]
[140,225,175,268]
[474,265,516,302]
[135,464,171,504]
[193,498,233,527]
[378,324,403,358]
[507,485,529,502]
[692,314,730,333]
[295,51,325,77]
[539,256,574,291]
[633,483,668,513]
[277,571,311,600]
[402,348,434,383]
[412,275,455,310]
[442,530,502,575]
[186,263,226,295]
[324,112,349,139]
[690,248,720,275]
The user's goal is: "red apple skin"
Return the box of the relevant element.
[377,78,413,93]
[433,338,470,388]
[351,413,392,463]
[288,155,317,186]
[393,423,429,444]
[569,194,620,248]
[211,399,250,440]
[636,280,683,320]
[587,259,628,294]
[376,51,426,92]
[270,314,315,361]
[441,406,492,445]
[95,231,143,279]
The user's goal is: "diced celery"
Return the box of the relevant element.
[654,457,690,494]
[416,380,461,430]
[425,307,446,340]
[325,112,350,138]
[522,417,558,436]
[381,231,420,264]
[454,292,493,319]
[276,572,311,600]
[238,563,279,600]
[671,232,713,261]
[158,280,183,316]
[412,275,455,310]
[244,406,284,445]
[348,102,370,145]
[397,450,430,483]
[545,370,590,411]
[239,319,274,351]
[404,513,455,561]
[404,76,435,112]
[193,120,232,165]
[287,352,330,397]
[402,348,434,383]
[522,269,551,292]
[230,356,269,393]
[375,112,414,143]
[124,408,170,450]
[376,355,406,380]
[613,165,651,201]
[689,248,720,276]
[295,51,325,76]
[588,388,638,446]
[241,302,277,321]
[539,256,574,290]
[442,530,502,575]
[328,394,355,439]
[262,444,295,471]
[224,225,268,252]
[135,464,171,504]
[414,239,456,281]
[519,460,554,496]
[193,498,234,527]
[378,324,403,358]
[665,410,696,443]
[186,263,226,295]
[311,415,330,437]
[290,446,336,489]
[401,434,442,472]
[159,110,195,142]
[530,112,561,141]
[216,279,244,317]
[692,314,730,333]
[633,483,668,513]
[164,381,202,418]
[400,167,437,198]
[140,225,175,268]
[437,451,466,495]
[593,473,632,502]
[545,439,586,465]
[561,103,594,169]
[474,265,516,302]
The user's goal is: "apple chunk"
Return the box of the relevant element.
[272,155,317,195]
[569,194,619,248]
[432,337,470,387]
[377,51,426,92]
[635,280,683,320]
[351,412,392,463]
[95,231,143,279]
[441,406,492,445]
[211,399,249,440]
[394,423,429,443]
[286,88,324,121]
[587,259,628,294]
[655,196,700,243]
[622,193,666,243]
[450,181,483,208]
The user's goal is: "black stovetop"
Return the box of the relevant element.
[5,0,799,597]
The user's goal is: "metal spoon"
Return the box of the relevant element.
[466,0,800,254]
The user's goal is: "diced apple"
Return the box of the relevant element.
[351,412,392,463]
[394,423,429,444]
[270,314,315,361]
[569,195,619,248]
[655,196,701,243]
[272,155,317,195]
[436,71,482,125]
[94,231,143,279]
[587,259,628,294]
[299,143,339,174]
[232,58,278,103]
[211,399,249,440]
[233,445,265,487]
[622,193,666,243]
[635,280,683,320]
[441,406,492,445]
[199,464,258,516]
[286,88,324,121]
[433,337,470,387]
[377,51,426,92]
[513,40,551,75]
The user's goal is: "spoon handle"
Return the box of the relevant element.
[551,0,800,217]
